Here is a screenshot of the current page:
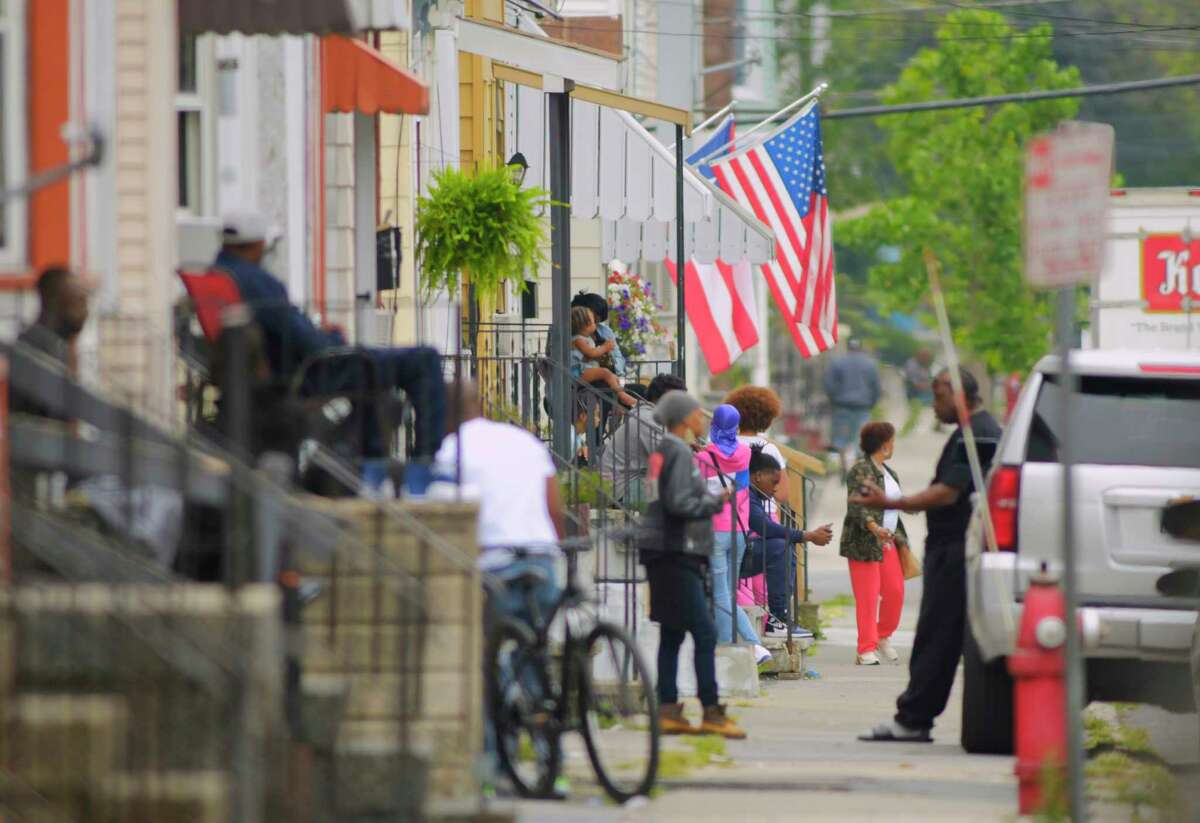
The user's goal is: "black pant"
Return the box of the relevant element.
[304,345,447,459]
[651,563,719,708]
[895,540,966,730]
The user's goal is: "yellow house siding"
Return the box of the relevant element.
[377,31,417,344]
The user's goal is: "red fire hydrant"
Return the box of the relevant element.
[1007,565,1068,814]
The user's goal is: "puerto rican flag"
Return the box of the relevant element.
[708,105,837,358]
[664,115,762,374]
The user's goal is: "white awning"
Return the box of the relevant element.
[509,89,775,264]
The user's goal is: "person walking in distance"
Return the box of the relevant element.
[854,369,1001,742]
[841,422,909,666]
[823,339,881,480]
[639,391,747,739]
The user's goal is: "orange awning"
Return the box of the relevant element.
[321,35,429,116]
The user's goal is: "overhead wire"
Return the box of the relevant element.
[537,19,1200,44]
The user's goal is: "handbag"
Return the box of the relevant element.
[893,540,922,580]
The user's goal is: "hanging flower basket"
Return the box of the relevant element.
[415,164,551,300]
[607,269,668,358]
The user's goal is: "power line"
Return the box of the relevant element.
[822,72,1200,119]
[545,19,1200,43]
[935,0,1198,30]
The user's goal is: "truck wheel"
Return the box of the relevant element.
[961,629,1015,755]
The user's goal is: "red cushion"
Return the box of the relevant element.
[178,270,243,343]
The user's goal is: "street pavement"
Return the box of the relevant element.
[506,373,1199,822]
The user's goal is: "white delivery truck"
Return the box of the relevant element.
[1091,187,1200,350]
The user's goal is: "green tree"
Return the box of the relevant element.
[838,9,1081,373]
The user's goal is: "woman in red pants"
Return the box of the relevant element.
[840,422,909,666]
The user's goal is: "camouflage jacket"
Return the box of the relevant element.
[839,458,909,562]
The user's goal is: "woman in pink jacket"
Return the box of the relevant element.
[697,404,771,666]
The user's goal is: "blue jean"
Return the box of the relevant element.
[710,531,761,645]
[831,405,872,452]
[763,537,796,621]
[484,555,561,776]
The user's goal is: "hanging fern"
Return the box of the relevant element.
[415,164,551,300]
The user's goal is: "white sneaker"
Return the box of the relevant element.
[754,644,773,666]
[856,651,881,666]
[877,638,900,663]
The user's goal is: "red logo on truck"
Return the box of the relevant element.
[1142,234,1200,312]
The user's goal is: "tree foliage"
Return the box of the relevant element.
[838,10,1081,373]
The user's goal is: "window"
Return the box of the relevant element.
[0,0,27,268]
[1027,375,1200,467]
[175,34,212,215]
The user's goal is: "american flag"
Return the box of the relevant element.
[708,106,837,358]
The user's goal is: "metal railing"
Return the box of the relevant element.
[0,329,494,822]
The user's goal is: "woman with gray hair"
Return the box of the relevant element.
[638,391,747,739]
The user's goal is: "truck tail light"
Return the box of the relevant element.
[987,466,1021,552]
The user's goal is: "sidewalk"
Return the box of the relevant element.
[508,369,1198,822]
[514,375,1018,822]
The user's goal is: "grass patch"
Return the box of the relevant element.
[657,735,730,780]
[1087,751,1178,820]
[822,593,854,609]
[1084,712,1154,757]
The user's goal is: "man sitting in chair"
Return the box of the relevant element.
[213,211,447,493]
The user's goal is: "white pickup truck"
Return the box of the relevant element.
[963,188,1200,756]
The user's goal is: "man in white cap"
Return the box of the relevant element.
[214,210,447,492]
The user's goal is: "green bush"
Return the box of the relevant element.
[415,164,551,300]
[559,469,613,507]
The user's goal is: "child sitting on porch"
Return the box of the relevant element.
[570,306,637,409]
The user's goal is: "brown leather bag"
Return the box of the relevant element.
[893,540,922,580]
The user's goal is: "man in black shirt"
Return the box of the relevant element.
[853,367,1002,742]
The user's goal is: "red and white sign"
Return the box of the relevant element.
[1024,122,1115,289]
[1141,234,1200,313]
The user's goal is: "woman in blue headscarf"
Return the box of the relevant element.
[697,404,770,665]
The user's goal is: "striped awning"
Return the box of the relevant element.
[179,0,407,36]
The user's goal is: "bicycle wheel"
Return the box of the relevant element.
[577,622,659,802]
[486,618,562,798]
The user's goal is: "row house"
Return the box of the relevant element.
[2,0,423,420]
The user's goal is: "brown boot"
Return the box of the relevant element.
[699,704,747,739]
[658,702,697,735]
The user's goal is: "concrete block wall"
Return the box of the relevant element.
[296,498,484,805]
[0,584,284,823]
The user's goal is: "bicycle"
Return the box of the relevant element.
[484,538,659,803]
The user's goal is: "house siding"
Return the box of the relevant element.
[102,0,176,421]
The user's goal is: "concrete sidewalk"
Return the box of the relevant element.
[507,369,1198,822]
